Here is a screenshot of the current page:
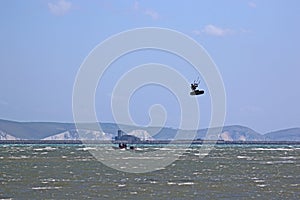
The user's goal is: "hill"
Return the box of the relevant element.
[0,119,299,141]
[0,119,73,139]
[264,128,300,141]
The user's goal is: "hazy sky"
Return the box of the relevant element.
[0,0,299,133]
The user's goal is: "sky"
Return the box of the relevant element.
[0,0,300,133]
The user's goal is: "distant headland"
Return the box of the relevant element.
[0,119,299,142]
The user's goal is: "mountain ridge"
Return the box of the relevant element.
[0,119,299,141]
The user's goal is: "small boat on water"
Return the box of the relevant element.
[112,143,135,150]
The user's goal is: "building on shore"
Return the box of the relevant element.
[114,130,141,143]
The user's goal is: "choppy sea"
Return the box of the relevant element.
[0,144,299,199]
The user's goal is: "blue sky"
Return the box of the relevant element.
[0,0,300,133]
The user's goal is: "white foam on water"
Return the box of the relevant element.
[77,147,97,151]
[160,148,174,151]
[118,184,126,187]
[237,156,247,159]
[167,182,177,185]
[32,186,62,190]
[256,184,267,187]
[260,160,295,164]
[177,182,194,186]
[194,153,209,157]
[9,156,30,159]
[44,147,57,151]
[121,156,165,160]
[150,181,157,184]
[43,178,57,182]
[279,156,297,160]
[130,191,138,195]
[34,147,57,151]
[20,155,30,158]
[192,172,202,175]
[254,179,265,183]
[167,182,195,186]
[34,148,45,151]
[252,148,294,151]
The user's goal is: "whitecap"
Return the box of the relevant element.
[20,155,30,158]
[177,182,194,186]
[256,184,267,187]
[237,156,247,159]
[118,184,126,187]
[150,181,157,184]
[252,148,293,151]
[9,156,27,159]
[44,147,57,151]
[260,160,295,164]
[254,180,265,183]
[167,182,194,186]
[279,156,297,160]
[32,186,62,190]
[167,182,176,185]
[77,147,97,151]
[121,156,165,160]
[34,148,45,151]
[130,192,138,194]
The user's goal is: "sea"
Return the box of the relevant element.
[0,144,299,199]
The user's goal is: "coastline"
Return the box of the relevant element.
[1,140,300,145]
